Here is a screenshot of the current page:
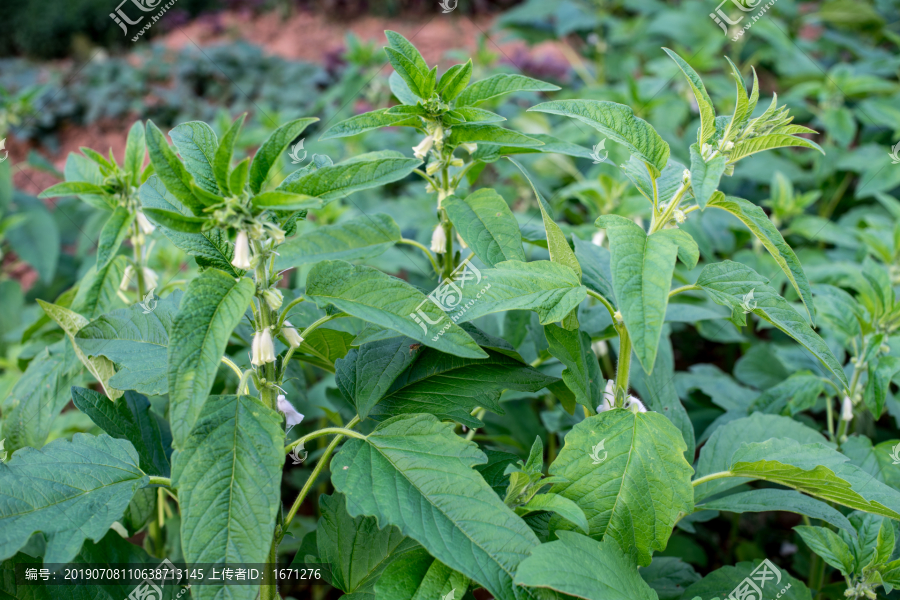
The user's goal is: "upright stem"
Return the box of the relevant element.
[253,243,277,410]
[614,325,632,408]
[132,221,146,299]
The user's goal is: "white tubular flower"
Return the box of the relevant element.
[449,158,464,168]
[426,160,441,176]
[120,265,135,291]
[413,135,435,160]
[262,288,284,311]
[251,328,276,366]
[282,321,304,348]
[627,397,648,413]
[591,340,608,357]
[597,380,616,413]
[142,267,158,290]
[136,211,156,235]
[277,394,304,426]
[461,143,478,154]
[432,124,444,143]
[591,230,606,247]
[232,231,252,270]
[430,225,447,253]
[841,396,854,422]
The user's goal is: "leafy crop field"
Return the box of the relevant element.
[1,1,900,599]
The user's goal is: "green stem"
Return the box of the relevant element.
[614,326,632,407]
[465,409,486,441]
[826,395,835,440]
[586,289,616,320]
[253,241,278,410]
[132,221,147,300]
[301,314,337,338]
[650,183,688,234]
[148,476,172,488]
[691,470,733,487]
[276,296,306,329]
[398,238,441,276]
[284,423,365,454]
[669,284,701,298]
[221,356,243,380]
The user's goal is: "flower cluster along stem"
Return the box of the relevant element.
[252,241,278,410]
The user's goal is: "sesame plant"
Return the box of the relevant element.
[4,31,900,600]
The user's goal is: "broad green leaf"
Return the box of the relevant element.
[282,154,421,201]
[140,175,241,276]
[698,489,853,532]
[841,436,900,490]
[63,152,111,210]
[1,340,82,453]
[694,413,826,501]
[171,395,283,600]
[71,387,170,477]
[689,144,726,209]
[751,372,824,415]
[663,48,716,145]
[167,269,255,448]
[683,561,811,600]
[658,228,699,270]
[448,124,543,148]
[676,363,758,412]
[276,213,401,269]
[6,201,60,283]
[306,260,486,359]
[544,324,603,409]
[864,356,900,417]
[230,157,250,193]
[385,30,429,77]
[248,117,318,193]
[319,108,420,140]
[443,189,525,267]
[74,292,181,396]
[251,190,322,211]
[317,493,418,596]
[794,526,855,575]
[514,532,658,600]
[696,261,846,387]
[549,409,694,566]
[95,206,135,269]
[375,547,468,600]
[290,328,355,371]
[124,120,146,185]
[529,99,670,176]
[724,57,751,135]
[455,73,560,107]
[491,132,595,160]
[451,260,587,326]
[37,300,122,400]
[623,156,687,206]
[728,438,900,519]
[385,47,431,99]
[707,194,815,325]
[639,557,700,600]
[596,215,678,373]
[38,181,108,198]
[213,113,246,195]
[0,434,148,564]
[331,414,540,600]
[390,71,419,105]
[516,493,589,534]
[438,60,473,101]
[169,121,219,195]
[141,207,207,233]
[446,107,505,124]
[572,235,615,307]
[145,120,205,214]
[731,134,825,162]
[336,335,422,421]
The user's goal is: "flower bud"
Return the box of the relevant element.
[674,209,686,224]
[597,380,616,413]
[142,267,158,290]
[841,396,854,422]
[591,230,606,247]
[412,135,435,160]
[120,265,135,291]
[430,225,447,253]
[426,160,441,176]
[461,143,478,154]
[232,231,252,270]
[262,288,283,311]
[449,158,464,168]
[276,394,304,426]
[591,340,608,357]
[136,211,156,235]
[682,169,691,184]
[282,321,304,348]
[251,328,276,366]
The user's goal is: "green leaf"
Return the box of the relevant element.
[317,492,418,595]
[171,395,283,600]
[291,328,355,370]
[451,260,587,326]
[38,181,108,198]
[724,58,751,136]
[74,292,180,396]
[731,134,825,162]
[141,207,207,233]
[794,526,856,575]
[572,235,616,307]
[390,71,419,105]
[443,189,525,267]
[698,489,853,532]
[707,194,815,325]
[275,213,401,270]
[864,356,900,417]
[306,260,486,359]
[549,409,694,566]
[448,125,543,148]
[167,270,255,448]
[71,255,128,319]
[62,152,111,209]
[494,133,595,159]
[544,324,604,409]
[514,532,658,600]
[751,372,825,415]
[438,60,473,101]
[455,73,560,107]
[145,120,206,214]
[6,201,60,282]
[251,190,322,211]
[124,120,146,184]
[282,154,421,202]
[169,121,219,195]
[248,117,318,194]
[596,215,678,373]
[662,48,716,145]
[213,113,246,195]
[0,434,148,564]
[319,108,420,140]
[37,300,122,400]
[689,144,726,209]
[623,156,687,206]
[529,99,670,177]
[95,206,135,269]
[331,414,540,600]
[841,436,900,490]
[639,557,700,600]
[375,547,468,600]
[71,387,170,477]
[516,493,589,534]
[696,261,847,387]
[385,47,431,99]
[694,413,826,501]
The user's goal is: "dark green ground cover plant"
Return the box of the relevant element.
[2,24,900,600]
